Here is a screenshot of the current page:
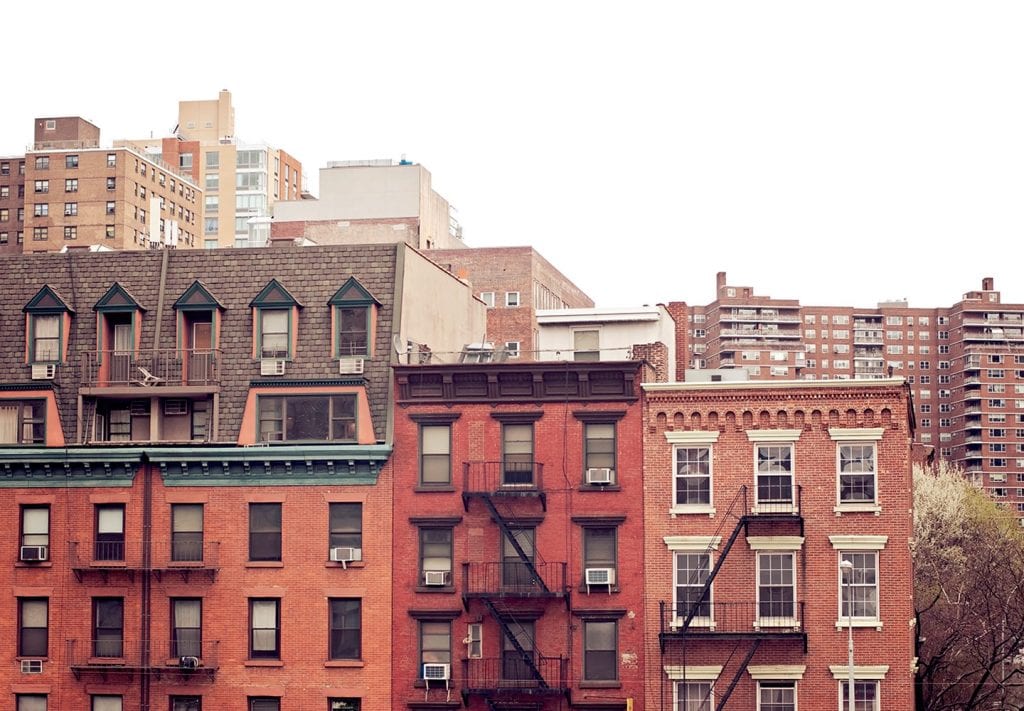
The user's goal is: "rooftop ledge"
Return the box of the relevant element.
[642,377,907,392]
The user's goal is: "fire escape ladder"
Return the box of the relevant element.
[82,397,98,444]
[479,495,549,593]
[481,598,549,689]
[715,639,762,711]
[677,487,749,634]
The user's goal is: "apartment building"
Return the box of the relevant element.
[642,379,915,711]
[120,90,302,249]
[685,272,1024,515]
[6,117,202,253]
[392,360,647,711]
[0,244,486,711]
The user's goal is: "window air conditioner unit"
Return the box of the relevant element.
[130,400,150,416]
[423,663,450,680]
[20,545,48,562]
[20,659,43,674]
[585,567,616,586]
[179,655,200,669]
[330,547,362,563]
[261,359,286,376]
[423,570,451,586]
[585,467,614,485]
[31,363,56,380]
[338,357,365,375]
[163,398,189,416]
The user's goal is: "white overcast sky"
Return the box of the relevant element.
[3,1,1022,309]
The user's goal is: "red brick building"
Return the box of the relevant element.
[392,360,647,711]
[642,379,915,711]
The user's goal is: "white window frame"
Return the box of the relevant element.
[479,292,495,308]
[666,432,719,516]
[829,666,888,711]
[504,341,520,359]
[505,291,520,307]
[665,664,721,711]
[749,430,802,513]
[756,680,797,711]
[664,537,720,630]
[831,429,884,514]
[755,551,797,627]
[830,535,887,629]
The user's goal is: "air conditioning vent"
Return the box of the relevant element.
[338,357,365,375]
[31,363,56,380]
[163,398,189,416]
[423,570,451,586]
[423,662,450,680]
[329,547,362,563]
[585,467,614,485]
[585,567,615,586]
[129,400,150,416]
[260,359,286,376]
[20,545,48,562]
[20,659,43,674]
[179,655,200,669]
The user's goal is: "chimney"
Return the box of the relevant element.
[982,277,994,291]
[716,272,727,292]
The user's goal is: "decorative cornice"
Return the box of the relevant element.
[249,378,367,388]
[664,431,720,444]
[0,447,142,487]
[829,535,888,550]
[573,409,627,423]
[747,429,802,442]
[409,516,463,526]
[571,608,627,620]
[829,427,886,441]
[664,535,721,551]
[644,378,906,393]
[571,515,627,527]
[747,536,805,551]
[829,664,890,680]
[490,411,544,424]
[664,665,723,681]
[409,413,461,425]
[408,609,461,621]
[747,665,807,680]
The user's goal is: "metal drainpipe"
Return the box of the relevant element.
[140,457,153,711]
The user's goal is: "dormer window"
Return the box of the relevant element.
[92,283,146,385]
[250,280,301,360]
[329,278,380,358]
[24,285,74,364]
[173,281,224,385]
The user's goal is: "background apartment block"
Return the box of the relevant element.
[0,244,486,711]
[642,379,915,711]
[0,154,25,253]
[684,272,1024,516]
[120,90,302,249]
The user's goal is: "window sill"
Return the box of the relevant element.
[414,485,456,493]
[833,503,882,516]
[576,585,620,594]
[325,561,365,569]
[578,485,622,493]
[324,659,364,668]
[579,680,622,689]
[245,659,284,667]
[246,561,284,568]
[669,505,716,518]
[15,561,53,569]
[16,656,49,662]
[414,586,457,594]
[836,619,883,631]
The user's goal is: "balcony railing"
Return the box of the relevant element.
[461,562,568,599]
[660,601,805,637]
[461,656,569,695]
[750,484,802,517]
[69,539,220,577]
[80,349,222,387]
[68,639,219,678]
[464,461,545,496]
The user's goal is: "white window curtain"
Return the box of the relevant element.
[0,405,18,443]
[92,696,123,711]
[98,508,124,534]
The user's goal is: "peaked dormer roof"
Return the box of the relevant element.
[94,282,146,312]
[250,279,302,308]
[174,280,226,311]
[328,277,381,307]
[24,285,75,314]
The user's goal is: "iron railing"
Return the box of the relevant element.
[461,562,567,598]
[464,461,545,495]
[80,348,222,387]
[461,656,568,694]
[660,601,805,636]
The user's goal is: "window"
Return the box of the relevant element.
[505,291,520,307]
[259,309,289,357]
[574,329,600,361]
[105,225,115,239]
[95,504,125,561]
[171,504,204,561]
[502,528,535,586]
[107,153,116,167]
[759,681,796,711]
[205,151,220,169]
[93,598,124,657]
[329,598,361,659]
[32,227,47,241]
[104,201,116,215]
[329,699,361,711]
[249,699,279,711]
[675,446,711,507]
[757,552,795,621]
[34,156,49,170]
[31,314,61,362]
[676,681,713,710]
[840,680,879,711]
[0,208,6,221]
[420,425,451,485]
[505,341,520,358]
[479,292,495,307]
[675,552,711,623]
[583,527,616,581]
[19,598,48,656]
[502,423,534,486]
[337,307,369,356]
[840,552,879,621]
[21,505,49,550]
[838,444,877,504]
[584,422,616,483]
[106,177,116,191]
[466,623,482,659]
[755,444,794,506]
[420,527,453,585]
[419,621,450,678]
[65,155,78,169]
[257,395,357,442]
[583,620,617,681]
[171,598,202,657]
[33,203,48,217]
[65,178,77,193]
[249,599,280,658]
[249,503,282,561]
[92,698,122,711]
[502,620,535,681]
[16,696,47,711]
[329,503,362,554]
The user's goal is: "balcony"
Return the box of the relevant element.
[461,657,569,699]
[461,562,568,602]
[463,461,547,509]
[719,328,801,339]
[69,539,220,581]
[80,349,222,390]
[660,601,807,646]
[68,639,219,680]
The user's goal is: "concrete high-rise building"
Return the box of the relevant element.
[119,90,302,249]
